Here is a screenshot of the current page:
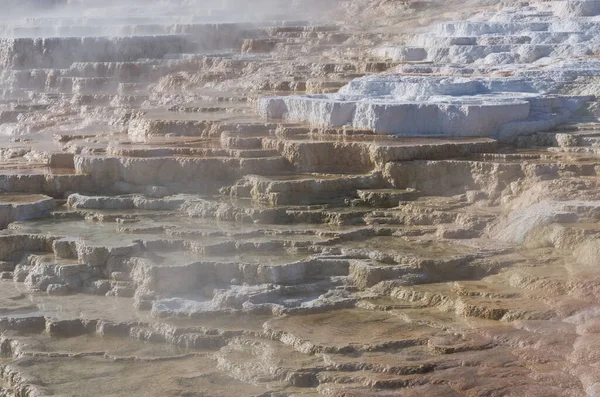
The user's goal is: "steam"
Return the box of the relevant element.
[0,0,339,36]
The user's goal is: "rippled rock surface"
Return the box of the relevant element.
[0,0,599,396]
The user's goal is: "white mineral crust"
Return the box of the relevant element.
[259,0,600,141]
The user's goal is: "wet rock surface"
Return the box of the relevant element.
[0,0,599,396]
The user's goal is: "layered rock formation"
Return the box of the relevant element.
[260,0,600,141]
[0,0,598,396]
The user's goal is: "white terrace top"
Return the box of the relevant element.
[259,0,600,141]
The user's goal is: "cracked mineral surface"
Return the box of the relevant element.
[1,0,600,396]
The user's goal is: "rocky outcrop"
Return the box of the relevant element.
[0,0,598,396]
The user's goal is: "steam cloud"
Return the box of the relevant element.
[0,0,339,34]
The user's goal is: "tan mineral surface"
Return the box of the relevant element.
[0,0,600,396]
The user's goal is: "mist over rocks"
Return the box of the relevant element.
[0,0,597,396]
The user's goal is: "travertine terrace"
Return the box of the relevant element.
[1,0,600,395]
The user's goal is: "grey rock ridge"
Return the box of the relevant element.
[0,0,600,396]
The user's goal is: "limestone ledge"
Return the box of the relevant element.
[0,194,54,228]
[259,75,590,140]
